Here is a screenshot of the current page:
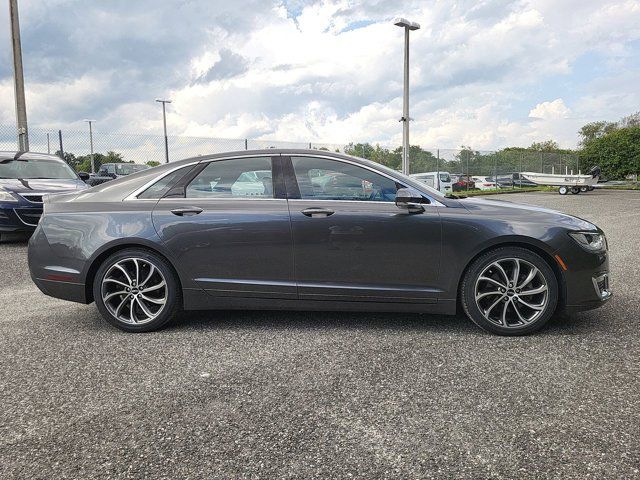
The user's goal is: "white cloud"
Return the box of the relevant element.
[528,99,571,120]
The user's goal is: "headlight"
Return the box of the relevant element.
[569,231,607,253]
[0,188,18,203]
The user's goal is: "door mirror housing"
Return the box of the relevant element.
[395,188,428,213]
[77,171,90,182]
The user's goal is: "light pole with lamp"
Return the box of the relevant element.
[393,17,420,175]
[155,99,172,163]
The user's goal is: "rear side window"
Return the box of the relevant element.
[137,166,194,199]
[185,157,273,198]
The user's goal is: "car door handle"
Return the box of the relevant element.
[301,207,335,218]
[170,207,203,216]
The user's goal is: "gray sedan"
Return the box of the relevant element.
[28,150,611,335]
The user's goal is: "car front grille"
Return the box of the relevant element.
[13,208,43,226]
[18,193,44,203]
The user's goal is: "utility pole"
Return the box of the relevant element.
[9,0,29,151]
[84,120,96,173]
[394,18,420,175]
[156,99,171,163]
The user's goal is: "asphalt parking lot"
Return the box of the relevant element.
[1,190,639,479]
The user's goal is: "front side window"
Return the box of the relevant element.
[186,157,273,198]
[439,173,451,182]
[291,157,399,202]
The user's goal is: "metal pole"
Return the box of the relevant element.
[47,133,50,154]
[162,102,169,163]
[84,120,96,173]
[155,99,171,163]
[89,122,95,173]
[244,138,248,150]
[436,149,440,191]
[58,130,64,159]
[466,150,470,191]
[9,0,29,151]
[401,26,410,175]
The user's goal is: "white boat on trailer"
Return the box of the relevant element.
[521,166,601,195]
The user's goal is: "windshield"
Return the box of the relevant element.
[0,159,77,180]
[115,163,148,175]
[439,173,451,182]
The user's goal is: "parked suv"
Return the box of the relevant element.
[0,151,88,241]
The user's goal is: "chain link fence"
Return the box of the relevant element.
[1,124,581,182]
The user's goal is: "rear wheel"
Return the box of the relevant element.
[570,186,580,194]
[93,248,181,332]
[579,186,588,193]
[461,247,558,335]
[558,186,568,195]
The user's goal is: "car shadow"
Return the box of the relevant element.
[170,309,481,335]
[164,308,606,337]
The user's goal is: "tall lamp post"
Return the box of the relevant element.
[10,0,29,151]
[393,17,420,175]
[84,119,96,173]
[155,99,172,163]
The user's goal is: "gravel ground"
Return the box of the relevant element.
[1,189,639,479]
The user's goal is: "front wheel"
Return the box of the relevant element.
[558,186,568,195]
[93,248,181,332]
[460,247,559,335]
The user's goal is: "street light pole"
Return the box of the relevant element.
[394,17,420,175]
[84,120,96,173]
[9,0,29,151]
[155,99,172,163]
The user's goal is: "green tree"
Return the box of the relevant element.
[146,160,161,167]
[579,126,640,179]
[579,121,617,147]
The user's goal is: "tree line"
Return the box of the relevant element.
[344,112,640,179]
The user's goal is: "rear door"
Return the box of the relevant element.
[283,155,442,303]
[151,155,296,299]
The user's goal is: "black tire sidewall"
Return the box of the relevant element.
[461,247,559,336]
[93,248,181,332]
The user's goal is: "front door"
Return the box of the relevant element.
[152,155,296,299]
[284,155,442,303]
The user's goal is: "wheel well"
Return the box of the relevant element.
[456,242,565,309]
[84,244,183,303]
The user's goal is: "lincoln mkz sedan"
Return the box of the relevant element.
[28,150,611,335]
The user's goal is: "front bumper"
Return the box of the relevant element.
[0,204,42,233]
[558,239,612,312]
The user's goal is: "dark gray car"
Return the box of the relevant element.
[28,150,611,335]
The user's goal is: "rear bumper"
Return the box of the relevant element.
[28,225,90,304]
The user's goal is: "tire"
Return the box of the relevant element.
[588,186,595,191]
[93,248,181,332]
[579,186,588,193]
[460,247,559,336]
[558,186,568,195]
[570,186,580,194]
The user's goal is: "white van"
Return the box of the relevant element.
[410,171,453,194]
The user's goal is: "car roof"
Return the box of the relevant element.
[0,151,67,162]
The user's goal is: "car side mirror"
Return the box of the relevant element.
[395,188,427,213]
[77,171,90,181]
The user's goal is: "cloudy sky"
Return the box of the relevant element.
[0,0,639,150]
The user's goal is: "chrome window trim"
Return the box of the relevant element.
[124,161,201,201]
[125,154,276,201]
[289,154,445,207]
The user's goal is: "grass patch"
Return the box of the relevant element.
[447,186,554,197]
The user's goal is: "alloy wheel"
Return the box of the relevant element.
[474,258,549,328]
[101,257,167,325]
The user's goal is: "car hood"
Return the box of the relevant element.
[459,196,599,231]
[0,178,87,194]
